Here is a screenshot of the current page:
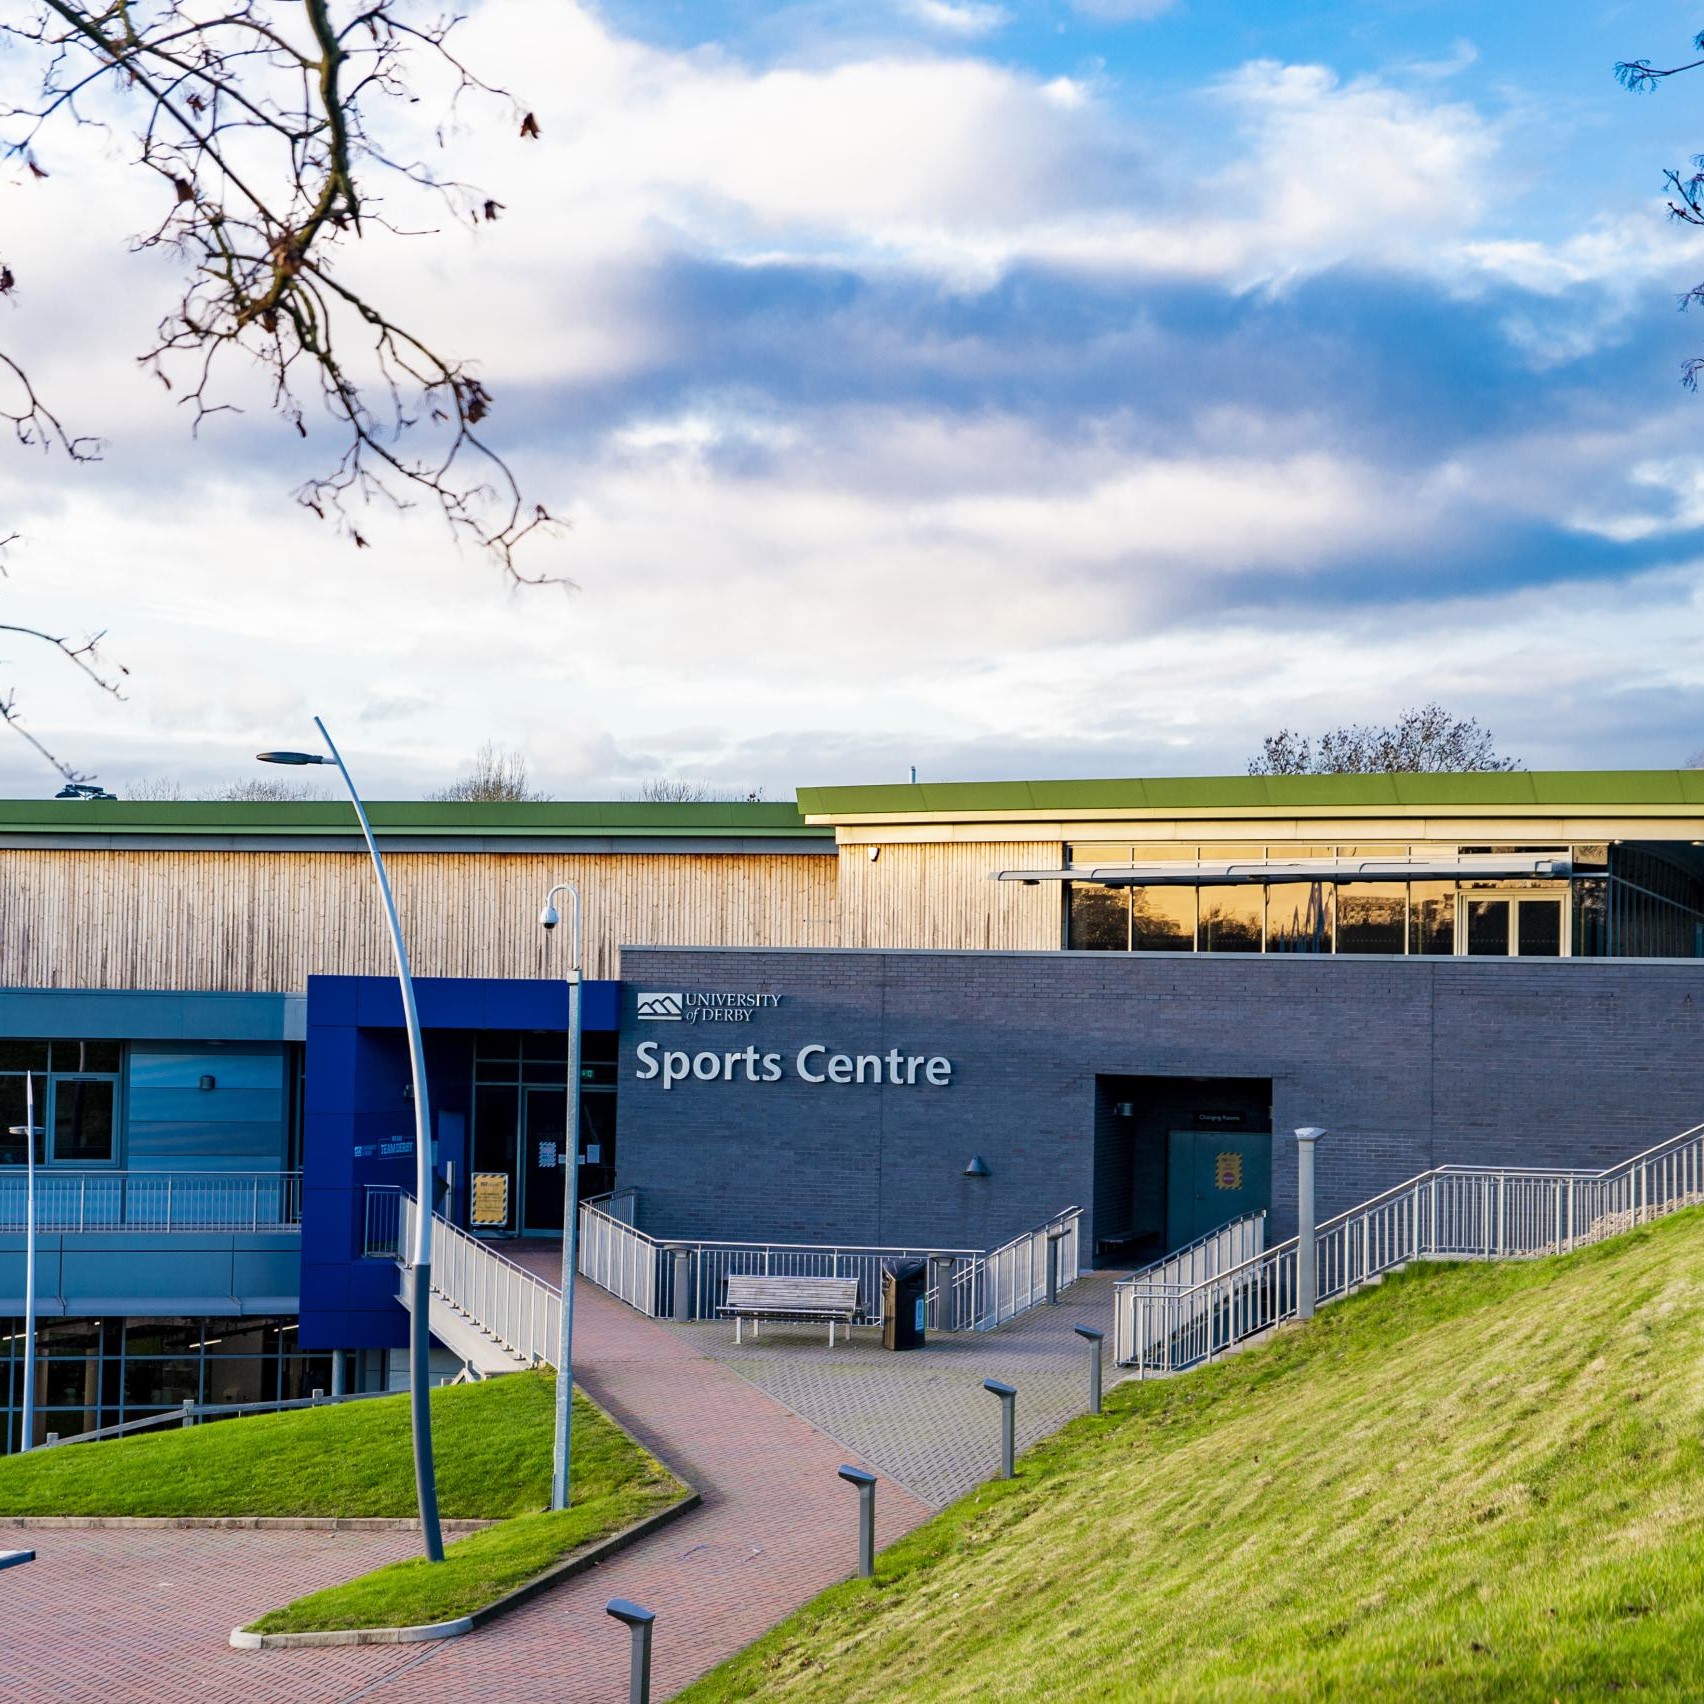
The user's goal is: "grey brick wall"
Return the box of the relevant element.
[615,949,1704,1252]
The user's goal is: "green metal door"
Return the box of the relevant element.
[1165,1128,1272,1249]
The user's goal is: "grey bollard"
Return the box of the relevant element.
[1073,1325,1104,1414]
[1295,1127,1326,1320]
[44,1432,57,1447]
[837,1464,877,1579]
[606,1597,655,1704]
[669,1247,692,1322]
[181,1398,195,1429]
[983,1378,1017,1479]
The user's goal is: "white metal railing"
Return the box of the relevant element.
[400,1195,562,1367]
[573,1197,1081,1332]
[1116,1119,1704,1376]
[0,1170,301,1233]
[1110,1211,1266,1365]
[952,1206,1085,1331]
[579,1197,663,1315]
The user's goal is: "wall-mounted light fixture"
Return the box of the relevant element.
[1114,1102,1135,1118]
[963,1154,991,1179]
[198,1074,216,1092]
[402,1082,414,1100]
[867,845,880,862]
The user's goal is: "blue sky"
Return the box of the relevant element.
[0,0,1702,794]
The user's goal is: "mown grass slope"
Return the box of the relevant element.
[685,1209,1704,1702]
[0,1370,573,1518]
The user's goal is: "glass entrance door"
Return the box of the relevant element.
[1460,894,1566,957]
[521,1087,568,1233]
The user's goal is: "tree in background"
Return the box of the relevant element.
[120,777,326,800]
[430,742,545,802]
[1248,704,1522,776]
[0,0,554,783]
[1617,31,1704,389]
[636,778,765,802]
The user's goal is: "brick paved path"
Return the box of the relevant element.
[664,1272,1123,1507]
[0,1276,931,1703]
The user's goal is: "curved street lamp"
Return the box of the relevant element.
[258,718,443,1561]
[539,882,582,1511]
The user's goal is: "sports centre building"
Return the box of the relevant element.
[2,769,1703,1447]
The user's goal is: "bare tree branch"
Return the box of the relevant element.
[3,0,560,574]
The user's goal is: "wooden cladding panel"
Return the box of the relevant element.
[837,841,1062,951]
[0,850,838,992]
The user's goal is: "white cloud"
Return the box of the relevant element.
[1071,0,1179,21]
[902,0,1010,38]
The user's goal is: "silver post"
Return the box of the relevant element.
[181,1398,194,1429]
[984,1378,1017,1479]
[331,1349,348,1398]
[18,1073,39,1453]
[606,1598,655,1704]
[540,882,583,1512]
[669,1247,692,1322]
[1073,1325,1104,1414]
[1295,1127,1326,1320]
[837,1464,877,1578]
[259,724,443,1562]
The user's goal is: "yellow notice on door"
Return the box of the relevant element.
[1214,1152,1244,1191]
[471,1171,510,1227]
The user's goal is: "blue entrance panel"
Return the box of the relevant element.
[299,976,619,1351]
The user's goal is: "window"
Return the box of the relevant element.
[0,1040,122,1167]
[1068,884,1129,950]
[1336,884,1406,955]
[1132,888,1195,951]
[1197,887,1262,953]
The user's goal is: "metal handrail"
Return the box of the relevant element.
[1116,1116,1704,1375]
[40,1385,390,1447]
[0,1170,302,1233]
[400,1195,563,1367]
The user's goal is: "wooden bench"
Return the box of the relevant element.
[720,1274,862,1345]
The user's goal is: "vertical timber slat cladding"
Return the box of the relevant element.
[0,849,837,991]
[837,840,1062,950]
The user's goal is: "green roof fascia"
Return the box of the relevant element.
[797,770,1704,820]
[0,799,826,839]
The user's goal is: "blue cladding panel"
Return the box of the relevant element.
[300,975,615,1351]
[125,1044,287,1169]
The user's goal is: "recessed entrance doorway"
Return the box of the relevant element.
[1093,1075,1273,1267]
[1459,892,1566,957]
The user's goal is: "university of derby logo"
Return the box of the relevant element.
[636,992,685,1021]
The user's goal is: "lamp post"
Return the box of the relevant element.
[258,719,443,1562]
[538,882,582,1511]
[8,1073,42,1453]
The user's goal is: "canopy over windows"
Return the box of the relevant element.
[994,853,1573,887]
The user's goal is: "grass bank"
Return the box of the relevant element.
[684,1208,1704,1702]
[0,1370,687,1634]
[0,1370,569,1519]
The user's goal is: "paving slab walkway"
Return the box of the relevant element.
[662,1272,1123,1507]
[0,1275,931,1704]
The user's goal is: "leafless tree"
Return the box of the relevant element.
[220,777,328,801]
[635,778,765,802]
[0,0,556,783]
[431,740,543,801]
[1617,32,1704,388]
[1248,704,1522,776]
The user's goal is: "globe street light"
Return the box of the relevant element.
[258,720,443,1561]
[539,882,582,1510]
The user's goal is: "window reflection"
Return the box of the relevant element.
[1337,883,1405,954]
[1267,884,1333,953]
[1409,882,1456,954]
[1197,887,1261,952]
[1067,884,1129,950]
[1132,888,1195,951]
